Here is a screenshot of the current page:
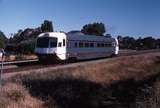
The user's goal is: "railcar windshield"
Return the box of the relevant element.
[50,38,57,48]
[36,37,57,48]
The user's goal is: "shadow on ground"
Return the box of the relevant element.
[21,72,160,108]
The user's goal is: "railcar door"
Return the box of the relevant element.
[56,38,66,60]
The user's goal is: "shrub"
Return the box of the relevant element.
[8,90,24,102]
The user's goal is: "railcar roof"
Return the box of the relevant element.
[67,34,115,42]
[38,32,66,38]
[38,32,115,42]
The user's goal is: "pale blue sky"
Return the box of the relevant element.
[0,0,160,38]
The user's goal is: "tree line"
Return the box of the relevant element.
[4,20,53,54]
[0,21,159,54]
[117,36,160,50]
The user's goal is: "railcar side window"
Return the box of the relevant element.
[50,38,57,48]
[105,43,112,47]
[63,39,65,46]
[101,43,104,47]
[105,43,108,47]
[58,42,62,47]
[85,42,89,47]
[75,42,78,47]
[97,43,100,47]
[90,43,94,47]
[79,42,84,47]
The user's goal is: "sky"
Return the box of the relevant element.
[0,0,160,38]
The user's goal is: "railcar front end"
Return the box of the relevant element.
[35,33,67,62]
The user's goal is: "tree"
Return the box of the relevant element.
[117,35,123,48]
[81,22,106,36]
[6,20,54,54]
[18,39,36,54]
[6,27,42,54]
[156,39,160,48]
[117,36,159,50]
[10,29,24,43]
[41,20,53,32]
[105,34,112,38]
[136,37,143,50]
[122,36,136,49]
[142,37,156,49]
[0,30,8,48]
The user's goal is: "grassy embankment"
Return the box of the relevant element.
[0,52,160,108]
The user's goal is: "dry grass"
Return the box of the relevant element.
[1,52,160,108]
[15,52,159,84]
[0,83,44,108]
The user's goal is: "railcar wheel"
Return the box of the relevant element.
[68,57,77,63]
[38,54,59,64]
[110,53,116,57]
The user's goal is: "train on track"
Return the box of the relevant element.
[35,32,119,61]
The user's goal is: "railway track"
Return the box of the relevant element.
[0,59,38,65]
[1,49,160,74]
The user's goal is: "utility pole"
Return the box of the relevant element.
[0,49,4,87]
